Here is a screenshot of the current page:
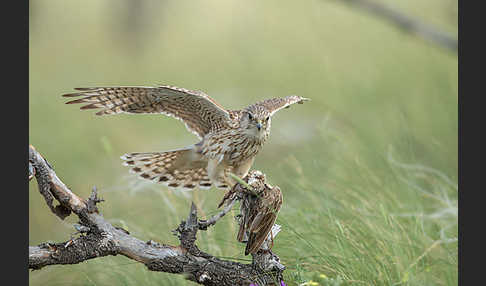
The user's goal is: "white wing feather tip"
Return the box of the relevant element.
[299,97,310,102]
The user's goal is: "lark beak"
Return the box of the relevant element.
[256,122,262,131]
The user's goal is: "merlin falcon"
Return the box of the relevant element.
[63,85,308,191]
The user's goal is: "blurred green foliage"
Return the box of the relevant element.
[29,0,457,285]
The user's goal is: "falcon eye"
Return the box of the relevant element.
[265,116,269,122]
[248,113,253,120]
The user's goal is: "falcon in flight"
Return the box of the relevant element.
[63,85,308,191]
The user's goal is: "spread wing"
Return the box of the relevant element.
[245,186,283,255]
[63,85,231,139]
[251,95,309,117]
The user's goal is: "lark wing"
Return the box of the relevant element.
[63,85,231,139]
[244,186,283,255]
[245,212,277,255]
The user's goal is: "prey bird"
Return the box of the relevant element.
[224,170,284,255]
[63,85,308,191]
[243,184,283,255]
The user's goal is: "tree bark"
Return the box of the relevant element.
[28,145,284,286]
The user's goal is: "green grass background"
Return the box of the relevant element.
[29,0,457,285]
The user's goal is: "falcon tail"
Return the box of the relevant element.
[121,148,214,190]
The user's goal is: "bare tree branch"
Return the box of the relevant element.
[199,199,238,230]
[28,145,285,286]
[338,0,457,53]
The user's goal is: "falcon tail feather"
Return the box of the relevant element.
[121,149,214,190]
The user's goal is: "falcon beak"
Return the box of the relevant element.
[256,122,262,131]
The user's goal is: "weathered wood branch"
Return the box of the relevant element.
[338,0,457,53]
[28,145,285,286]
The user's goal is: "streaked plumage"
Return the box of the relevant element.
[240,184,283,255]
[217,170,283,255]
[63,85,308,191]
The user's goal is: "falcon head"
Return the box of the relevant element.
[239,95,309,140]
[241,105,271,139]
